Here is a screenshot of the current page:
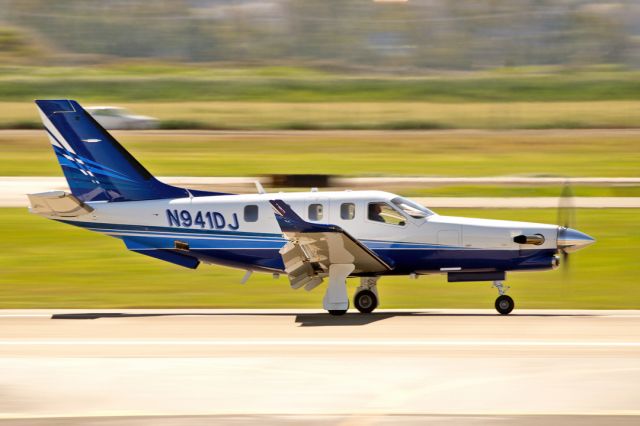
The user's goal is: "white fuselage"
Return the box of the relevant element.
[54,190,560,275]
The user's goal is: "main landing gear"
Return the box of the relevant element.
[323,264,354,316]
[324,268,380,315]
[493,281,514,315]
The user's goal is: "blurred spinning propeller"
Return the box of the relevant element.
[557,181,575,274]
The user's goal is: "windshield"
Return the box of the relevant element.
[391,197,435,219]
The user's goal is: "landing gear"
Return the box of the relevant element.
[323,271,380,315]
[354,277,379,314]
[493,281,514,315]
[323,264,354,315]
[495,295,514,315]
[354,290,377,314]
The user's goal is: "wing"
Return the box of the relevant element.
[269,200,391,290]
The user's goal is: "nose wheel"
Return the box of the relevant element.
[354,277,380,313]
[492,281,514,315]
[495,295,514,315]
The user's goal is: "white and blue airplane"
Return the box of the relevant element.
[28,100,595,315]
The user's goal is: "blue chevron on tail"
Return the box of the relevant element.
[35,100,225,202]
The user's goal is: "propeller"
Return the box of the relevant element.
[556,181,576,275]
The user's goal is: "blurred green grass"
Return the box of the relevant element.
[2,66,640,130]
[2,129,639,177]
[3,101,640,130]
[0,207,637,309]
[1,70,640,102]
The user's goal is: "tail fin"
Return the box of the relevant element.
[35,100,222,202]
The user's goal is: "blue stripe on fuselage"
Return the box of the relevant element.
[56,219,285,240]
[169,247,556,275]
[56,220,556,274]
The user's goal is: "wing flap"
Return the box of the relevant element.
[269,200,391,289]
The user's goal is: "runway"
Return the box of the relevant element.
[0,309,639,424]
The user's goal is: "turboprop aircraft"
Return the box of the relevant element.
[28,100,595,315]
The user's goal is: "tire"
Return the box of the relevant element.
[354,290,378,314]
[495,295,514,315]
[328,309,348,316]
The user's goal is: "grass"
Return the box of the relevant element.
[0,64,332,79]
[1,70,640,102]
[1,129,639,177]
[3,101,640,130]
[0,207,637,309]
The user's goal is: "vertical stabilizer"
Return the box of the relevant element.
[35,99,223,202]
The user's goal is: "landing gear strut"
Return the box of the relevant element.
[324,264,354,316]
[493,281,514,315]
[354,277,379,314]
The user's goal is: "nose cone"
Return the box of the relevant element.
[557,227,595,252]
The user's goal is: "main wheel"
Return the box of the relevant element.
[495,295,514,315]
[328,309,348,316]
[354,290,378,314]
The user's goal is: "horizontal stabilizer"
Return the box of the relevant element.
[27,191,94,217]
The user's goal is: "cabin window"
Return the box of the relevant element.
[340,203,355,220]
[308,204,324,221]
[244,205,259,222]
[368,202,406,226]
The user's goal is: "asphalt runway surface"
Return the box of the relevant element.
[0,309,639,425]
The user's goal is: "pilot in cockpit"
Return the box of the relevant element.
[368,203,385,223]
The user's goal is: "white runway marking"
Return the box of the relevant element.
[1,339,639,347]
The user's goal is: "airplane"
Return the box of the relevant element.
[28,99,596,315]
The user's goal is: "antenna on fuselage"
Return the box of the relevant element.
[240,270,253,284]
[255,181,266,194]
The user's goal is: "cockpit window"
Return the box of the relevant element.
[391,197,434,219]
[368,202,406,226]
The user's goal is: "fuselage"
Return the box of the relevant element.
[52,190,560,276]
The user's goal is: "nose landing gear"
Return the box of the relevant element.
[493,281,514,315]
[354,277,379,313]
